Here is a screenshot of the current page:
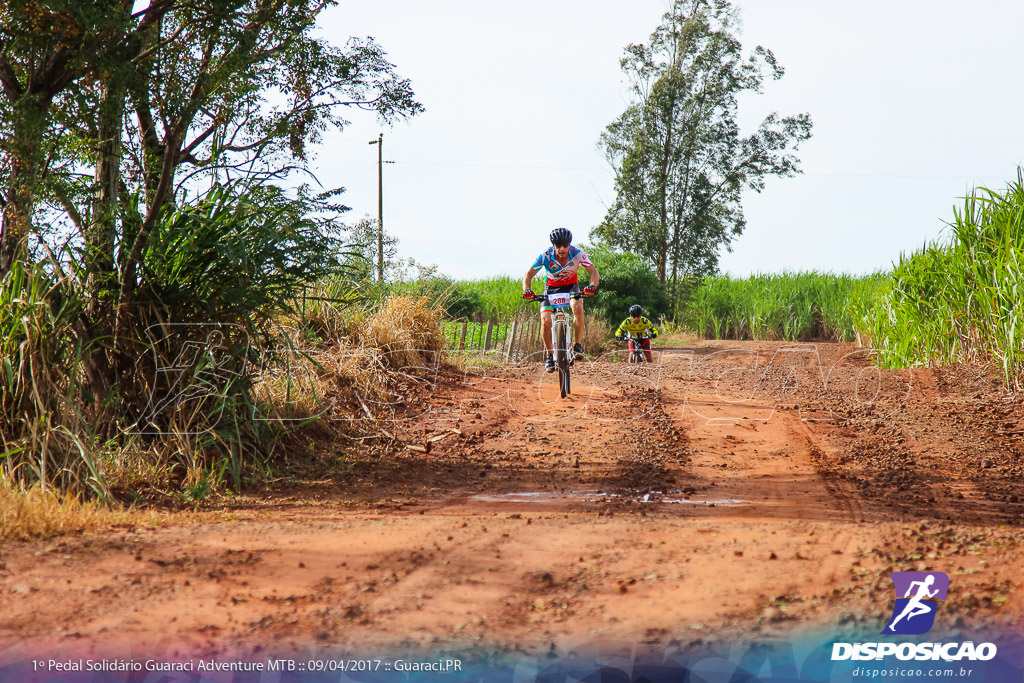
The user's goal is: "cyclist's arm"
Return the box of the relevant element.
[646,318,659,337]
[523,266,540,292]
[582,262,599,287]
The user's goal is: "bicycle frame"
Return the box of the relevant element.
[530,291,583,398]
[623,331,651,364]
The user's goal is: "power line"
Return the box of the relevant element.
[391,160,607,172]
[388,160,1011,181]
[799,172,1011,181]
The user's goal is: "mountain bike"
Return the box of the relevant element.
[530,290,584,399]
[622,331,651,363]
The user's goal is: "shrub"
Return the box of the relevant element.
[863,169,1024,388]
[579,243,669,322]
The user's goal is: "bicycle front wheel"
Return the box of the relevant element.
[554,320,570,398]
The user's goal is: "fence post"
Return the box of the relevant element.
[506,321,519,360]
[484,321,494,351]
[525,318,537,356]
[446,313,559,361]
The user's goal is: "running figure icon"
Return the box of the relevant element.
[882,571,949,635]
[887,575,938,631]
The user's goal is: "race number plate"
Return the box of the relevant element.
[547,292,572,307]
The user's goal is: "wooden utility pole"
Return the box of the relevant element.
[369,133,384,282]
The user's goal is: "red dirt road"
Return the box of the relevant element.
[2,341,1023,662]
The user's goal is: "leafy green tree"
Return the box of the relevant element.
[0,0,424,449]
[596,0,812,296]
[3,0,423,395]
[345,216,400,282]
[0,0,142,272]
[578,243,668,322]
[2,0,423,291]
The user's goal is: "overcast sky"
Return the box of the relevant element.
[313,0,1024,281]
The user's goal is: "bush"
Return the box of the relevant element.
[863,169,1024,388]
[578,243,668,323]
[358,295,446,369]
[139,181,343,326]
[0,180,351,497]
[679,271,888,342]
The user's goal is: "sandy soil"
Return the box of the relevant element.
[2,340,1023,663]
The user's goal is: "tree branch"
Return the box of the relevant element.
[51,184,86,232]
[0,54,24,99]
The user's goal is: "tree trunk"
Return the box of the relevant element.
[81,78,128,418]
[656,86,678,287]
[0,102,48,273]
[1,174,33,273]
[86,79,126,317]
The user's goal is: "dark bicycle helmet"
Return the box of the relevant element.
[549,227,572,246]
[629,304,643,317]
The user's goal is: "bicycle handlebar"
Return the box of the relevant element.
[525,291,588,304]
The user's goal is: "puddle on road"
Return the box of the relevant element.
[469,490,746,506]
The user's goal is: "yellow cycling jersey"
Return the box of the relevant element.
[615,316,658,338]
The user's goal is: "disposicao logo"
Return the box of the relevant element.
[881,571,949,635]
[831,570,998,663]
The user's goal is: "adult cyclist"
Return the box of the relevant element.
[614,304,659,362]
[522,228,599,373]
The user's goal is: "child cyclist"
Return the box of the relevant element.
[614,304,659,362]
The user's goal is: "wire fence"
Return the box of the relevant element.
[443,310,545,360]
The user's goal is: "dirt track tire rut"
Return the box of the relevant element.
[3,341,1024,657]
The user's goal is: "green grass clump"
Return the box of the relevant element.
[442,321,511,349]
[680,271,888,342]
[453,276,545,319]
[862,170,1024,388]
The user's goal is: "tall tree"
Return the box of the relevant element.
[2,0,424,406]
[2,0,423,285]
[0,1,131,272]
[596,0,812,293]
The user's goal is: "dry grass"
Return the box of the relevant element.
[358,295,445,369]
[255,295,446,411]
[582,315,613,354]
[0,294,450,529]
[445,350,508,372]
[295,275,361,342]
[652,330,700,347]
[0,479,148,541]
[254,352,345,418]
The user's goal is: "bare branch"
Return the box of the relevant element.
[51,185,86,232]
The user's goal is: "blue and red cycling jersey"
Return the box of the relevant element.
[531,246,593,286]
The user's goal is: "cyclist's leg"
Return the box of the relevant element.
[642,338,653,362]
[570,296,585,344]
[540,309,553,352]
